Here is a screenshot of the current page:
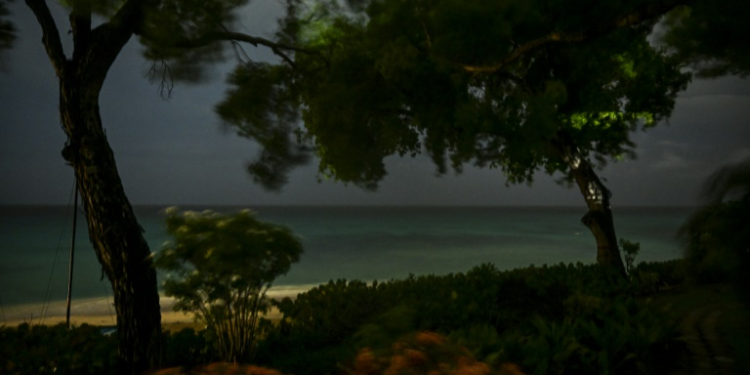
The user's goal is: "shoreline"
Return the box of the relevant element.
[2,295,289,329]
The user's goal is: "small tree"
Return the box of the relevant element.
[155,208,303,363]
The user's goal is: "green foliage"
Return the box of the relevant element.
[220,0,690,190]
[511,297,677,375]
[660,0,750,77]
[679,158,750,291]
[162,328,219,368]
[216,62,310,190]
[255,260,684,375]
[619,238,641,278]
[680,201,750,284]
[155,208,303,363]
[56,0,123,17]
[140,0,252,83]
[0,323,117,374]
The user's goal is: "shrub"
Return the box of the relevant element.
[155,208,303,363]
[147,362,285,375]
[619,238,641,279]
[256,261,683,375]
[347,331,496,375]
[0,323,117,374]
[679,201,749,285]
[163,328,218,368]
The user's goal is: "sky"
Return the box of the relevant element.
[1,1,749,207]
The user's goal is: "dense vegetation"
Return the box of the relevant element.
[155,208,303,363]
[1,258,687,375]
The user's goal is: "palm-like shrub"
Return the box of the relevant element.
[680,158,750,288]
[155,208,302,363]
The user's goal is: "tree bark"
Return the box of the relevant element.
[555,134,627,278]
[26,0,163,372]
[60,75,163,374]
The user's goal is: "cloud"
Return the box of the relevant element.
[651,151,688,170]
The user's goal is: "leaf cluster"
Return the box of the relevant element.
[57,0,123,18]
[255,260,683,375]
[162,328,219,367]
[139,0,251,83]
[660,0,750,77]
[156,208,302,312]
[0,323,118,375]
[220,0,690,190]
[155,208,303,362]
[678,158,750,294]
[472,296,678,375]
[216,62,311,191]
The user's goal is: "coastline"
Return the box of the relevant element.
[2,295,289,329]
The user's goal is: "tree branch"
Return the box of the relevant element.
[83,0,152,86]
[460,0,689,74]
[25,0,66,75]
[144,29,323,66]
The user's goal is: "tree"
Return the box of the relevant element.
[659,0,750,77]
[155,208,303,363]
[217,0,692,276]
[20,0,310,372]
[660,0,750,290]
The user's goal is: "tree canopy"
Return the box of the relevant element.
[660,0,750,77]
[218,0,690,191]
[216,0,695,274]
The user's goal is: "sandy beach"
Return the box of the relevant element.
[2,295,286,329]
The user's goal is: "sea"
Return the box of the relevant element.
[0,205,694,324]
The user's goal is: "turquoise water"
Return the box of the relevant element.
[0,205,692,311]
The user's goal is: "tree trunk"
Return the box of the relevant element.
[25,0,164,371]
[60,73,162,374]
[555,135,627,277]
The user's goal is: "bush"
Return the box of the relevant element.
[449,297,679,375]
[147,362,285,375]
[347,331,495,375]
[680,201,750,285]
[162,328,218,368]
[255,261,684,375]
[155,208,303,363]
[0,323,117,374]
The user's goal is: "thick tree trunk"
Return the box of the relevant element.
[25,0,164,372]
[555,135,627,277]
[60,75,162,374]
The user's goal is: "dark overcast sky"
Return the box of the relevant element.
[1,1,749,207]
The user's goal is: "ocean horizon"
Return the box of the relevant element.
[0,205,694,324]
